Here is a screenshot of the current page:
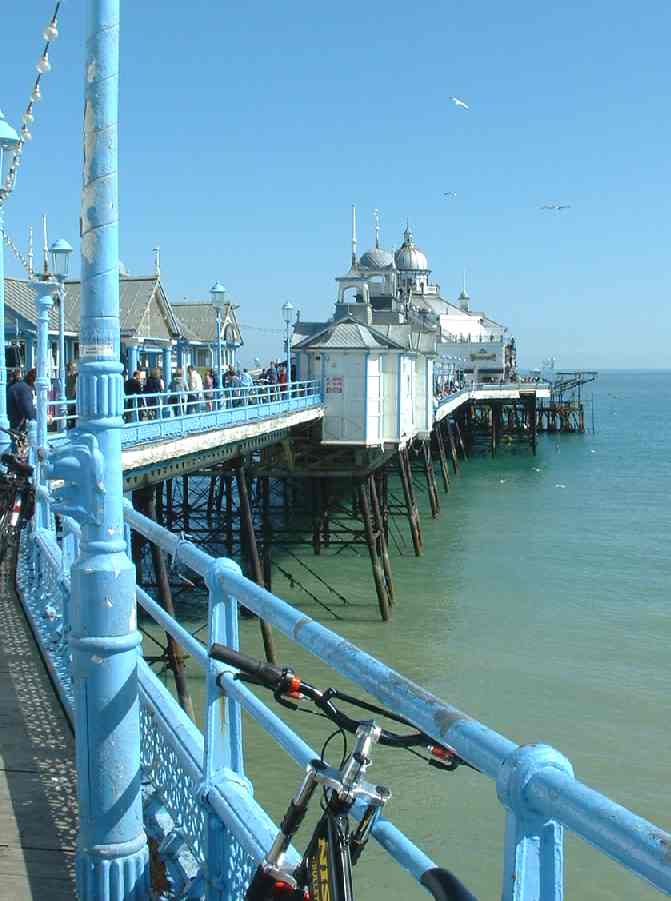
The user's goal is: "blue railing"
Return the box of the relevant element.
[48,379,323,449]
[16,502,671,899]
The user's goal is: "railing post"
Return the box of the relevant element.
[67,1,150,895]
[496,744,574,900]
[162,345,171,389]
[203,558,246,901]
[33,280,57,531]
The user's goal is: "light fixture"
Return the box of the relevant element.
[281,300,294,324]
[31,84,42,102]
[43,21,59,42]
[36,51,51,74]
[0,109,20,199]
[49,238,73,279]
[209,281,227,309]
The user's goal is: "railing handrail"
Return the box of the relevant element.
[122,501,671,895]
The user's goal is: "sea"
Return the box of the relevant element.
[150,370,671,900]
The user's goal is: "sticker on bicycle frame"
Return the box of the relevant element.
[80,343,114,358]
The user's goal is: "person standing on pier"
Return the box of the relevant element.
[7,368,36,430]
[187,364,204,413]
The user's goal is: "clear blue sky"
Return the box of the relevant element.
[2,1,670,368]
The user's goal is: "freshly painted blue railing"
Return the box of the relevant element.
[48,379,322,449]
[16,503,671,900]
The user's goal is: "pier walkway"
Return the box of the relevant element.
[0,566,77,900]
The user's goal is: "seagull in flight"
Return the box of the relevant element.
[443,191,457,198]
[541,203,571,211]
[449,96,469,110]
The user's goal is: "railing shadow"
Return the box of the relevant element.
[0,558,78,900]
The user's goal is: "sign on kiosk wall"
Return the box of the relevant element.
[326,376,344,394]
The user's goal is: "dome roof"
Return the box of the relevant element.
[359,246,395,270]
[394,226,430,272]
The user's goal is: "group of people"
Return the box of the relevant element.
[123,363,258,420]
[6,362,79,432]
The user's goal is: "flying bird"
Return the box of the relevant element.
[541,203,571,211]
[449,96,469,110]
[443,191,457,198]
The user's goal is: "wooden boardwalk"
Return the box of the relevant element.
[0,568,77,899]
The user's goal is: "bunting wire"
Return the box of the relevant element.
[2,2,62,200]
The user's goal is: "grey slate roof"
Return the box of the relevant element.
[3,278,63,332]
[63,276,180,340]
[293,317,406,351]
[3,275,180,340]
[171,302,242,346]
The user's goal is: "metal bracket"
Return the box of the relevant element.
[47,432,106,525]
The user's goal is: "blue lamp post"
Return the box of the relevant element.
[48,2,150,894]
[49,238,73,431]
[33,275,58,528]
[210,281,226,392]
[282,299,294,398]
[0,109,20,456]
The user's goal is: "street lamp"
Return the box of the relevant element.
[49,238,73,430]
[282,300,294,397]
[210,281,226,393]
[0,109,20,456]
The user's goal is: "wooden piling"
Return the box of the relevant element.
[422,440,440,518]
[358,480,391,621]
[397,447,422,556]
[434,422,450,493]
[236,462,277,663]
[143,487,196,722]
[369,474,394,604]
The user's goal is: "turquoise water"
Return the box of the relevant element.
[157,371,671,899]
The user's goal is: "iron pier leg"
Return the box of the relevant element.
[236,462,277,663]
[397,447,422,556]
[435,422,451,493]
[369,474,394,604]
[358,480,391,621]
[422,440,440,518]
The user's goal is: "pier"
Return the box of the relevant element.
[0,2,667,899]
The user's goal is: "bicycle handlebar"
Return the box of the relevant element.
[209,643,467,758]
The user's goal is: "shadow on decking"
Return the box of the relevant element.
[0,555,78,900]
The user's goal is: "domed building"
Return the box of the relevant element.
[394,225,431,293]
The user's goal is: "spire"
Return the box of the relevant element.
[458,267,470,311]
[27,226,33,277]
[374,208,380,249]
[42,214,49,276]
[153,245,161,277]
[351,204,357,267]
[403,221,414,246]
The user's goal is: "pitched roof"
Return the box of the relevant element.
[293,316,406,351]
[172,302,243,346]
[63,276,181,340]
[3,277,64,332]
[3,275,181,340]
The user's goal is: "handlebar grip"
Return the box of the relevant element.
[209,642,287,689]
[420,867,478,901]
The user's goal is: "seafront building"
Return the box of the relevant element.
[2,263,243,377]
[293,212,517,446]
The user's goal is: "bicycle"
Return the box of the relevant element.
[0,426,35,566]
[209,643,478,901]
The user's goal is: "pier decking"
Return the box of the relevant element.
[0,568,77,900]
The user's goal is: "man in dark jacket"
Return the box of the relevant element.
[7,369,36,430]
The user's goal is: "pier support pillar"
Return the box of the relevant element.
[236,461,277,663]
[422,440,440,518]
[358,479,391,621]
[434,422,450,492]
[397,447,422,556]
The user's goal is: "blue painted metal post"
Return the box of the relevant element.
[205,558,245,900]
[176,339,185,373]
[127,342,138,375]
[34,280,56,529]
[71,0,150,894]
[215,310,223,390]
[0,112,20,457]
[0,206,10,458]
[162,345,171,386]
